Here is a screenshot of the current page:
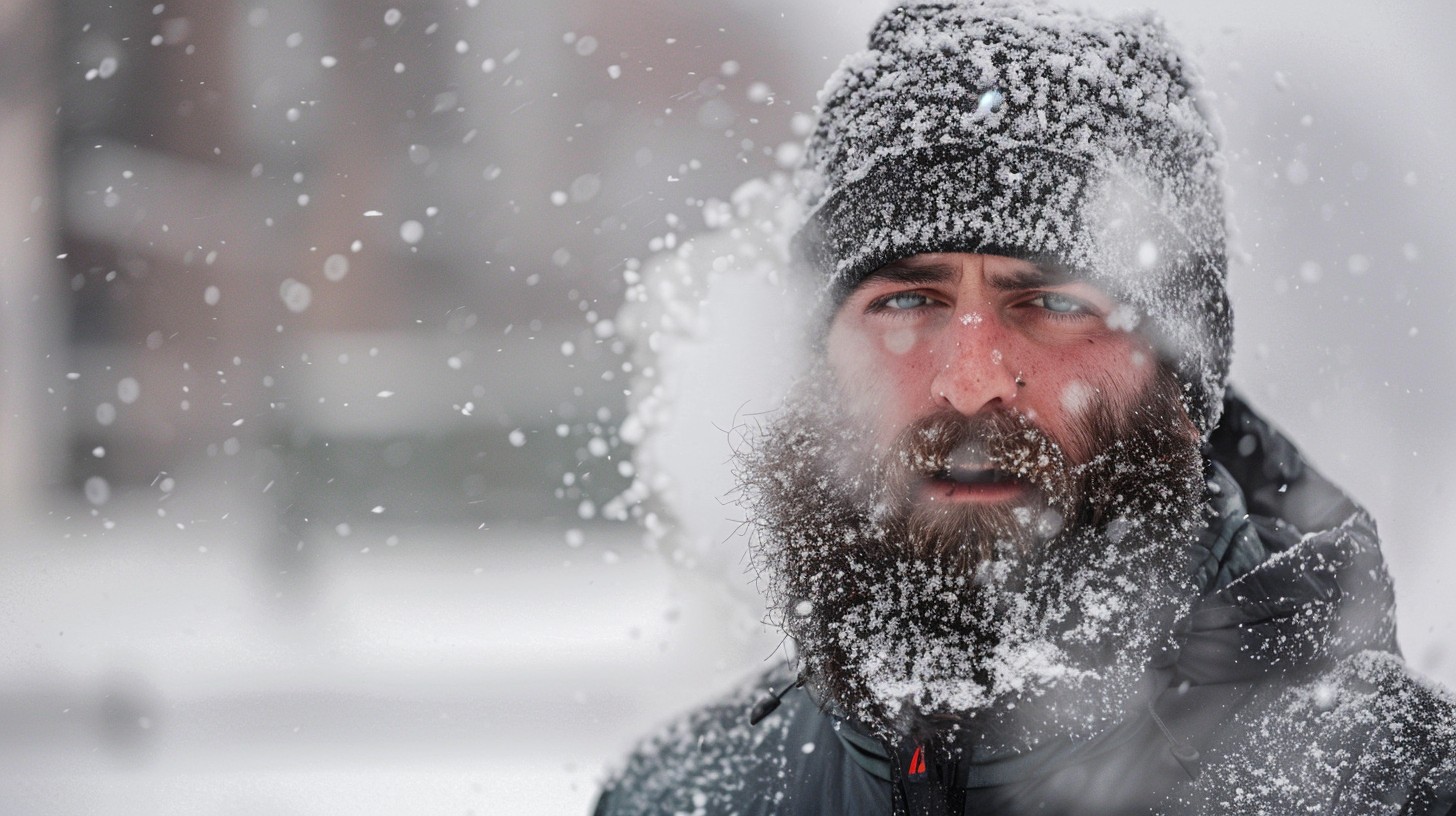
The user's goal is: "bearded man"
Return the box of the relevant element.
[594,2,1456,814]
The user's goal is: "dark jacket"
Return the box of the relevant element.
[594,392,1456,815]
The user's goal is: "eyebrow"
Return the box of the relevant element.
[984,264,1075,292]
[858,258,960,287]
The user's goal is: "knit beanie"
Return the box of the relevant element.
[792,0,1231,435]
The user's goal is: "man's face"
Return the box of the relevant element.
[821,250,1193,553]
[740,250,1206,738]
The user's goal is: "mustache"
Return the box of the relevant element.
[875,409,1076,501]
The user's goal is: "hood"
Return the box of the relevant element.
[1184,386,1400,684]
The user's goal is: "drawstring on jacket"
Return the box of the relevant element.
[748,674,805,726]
[1148,697,1202,780]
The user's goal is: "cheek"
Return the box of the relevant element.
[827,323,934,439]
[1059,380,1095,418]
[1034,341,1156,425]
[883,328,916,356]
[1114,342,1158,390]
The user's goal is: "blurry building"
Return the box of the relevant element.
[44,0,809,547]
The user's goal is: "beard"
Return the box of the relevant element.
[737,362,1206,744]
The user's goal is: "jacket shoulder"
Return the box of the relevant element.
[592,671,802,816]
[1198,650,1456,815]
[594,669,891,816]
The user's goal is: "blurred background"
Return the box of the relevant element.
[0,0,1453,814]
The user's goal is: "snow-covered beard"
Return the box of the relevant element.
[738,362,1206,744]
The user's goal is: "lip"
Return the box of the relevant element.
[917,468,1030,504]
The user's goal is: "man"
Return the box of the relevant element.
[595,1,1456,813]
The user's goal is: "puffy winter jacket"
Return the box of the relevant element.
[594,392,1456,815]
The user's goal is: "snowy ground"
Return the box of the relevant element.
[0,496,781,816]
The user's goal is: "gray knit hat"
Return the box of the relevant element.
[792,0,1231,435]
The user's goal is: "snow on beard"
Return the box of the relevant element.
[738,362,1206,743]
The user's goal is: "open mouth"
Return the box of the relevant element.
[933,466,1018,486]
[918,465,1029,503]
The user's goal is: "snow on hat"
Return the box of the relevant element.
[792,0,1231,435]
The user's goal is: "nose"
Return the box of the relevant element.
[929,314,1022,416]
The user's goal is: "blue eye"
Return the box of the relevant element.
[1032,293,1088,315]
[876,292,933,311]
